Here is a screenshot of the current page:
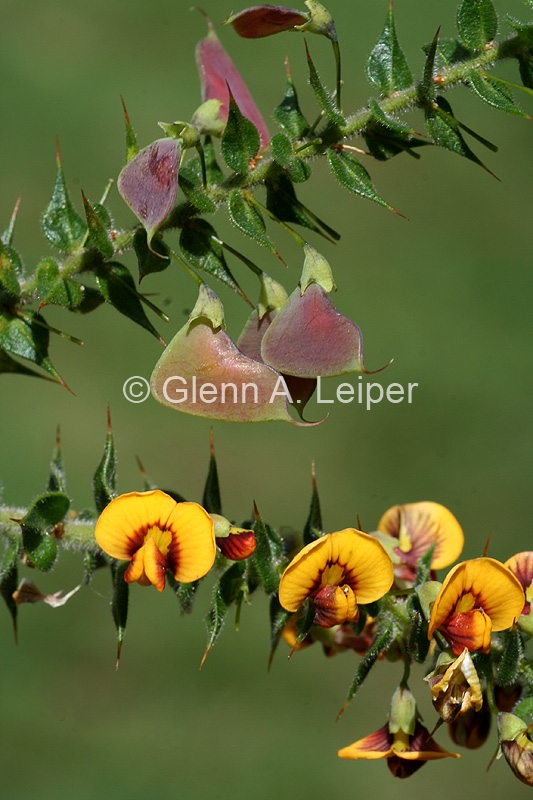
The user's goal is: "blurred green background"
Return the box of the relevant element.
[1,0,532,797]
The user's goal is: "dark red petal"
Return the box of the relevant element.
[226,6,308,38]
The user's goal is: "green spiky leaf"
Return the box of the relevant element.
[327,148,394,211]
[457,0,498,50]
[227,190,276,253]
[266,173,338,239]
[221,93,260,173]
[251,513,283,595]
[305,41,344,125]
[35,258,84,311]
[367,1,412,94]
[82,192,114,258]
[21,492,70,572]
[468,69,528,115]
[273,68,309,140]
[133,229,170,282]
[0,242,22,305]
[111,560,129,669]
[47,428,66,493]
[426,97,494,174]
[179,219,248,300]
[203,561,247,664]
[92,411,117,514]
[95,261,163,342]
[42,144,86,252]
[0,309,67,385]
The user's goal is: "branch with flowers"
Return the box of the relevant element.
[1,0,533,788]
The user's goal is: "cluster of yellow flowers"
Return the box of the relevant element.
[94,491,533,782]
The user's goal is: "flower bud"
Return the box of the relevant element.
[224,5,308,38]
[498,712,533,786]
[211,512,257,561]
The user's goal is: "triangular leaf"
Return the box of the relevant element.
[251,512,283,595]
[95,261,164,342]
[305,41,344,125]
[367,1,412,95]
[0,309,67,385]
[133,228,170,282]
[47,426,67,493]
[273,62,310,139]
[303,464,323,545]
[111,560,129,669]
[179,219,248,300]
[92,407,117,515]
[35,257,84,311]
[202,430,222,515]
[202,561,247,666]
[221,92,260,173]
[20,492,69,572]
[227,190,277,253]
[266,173,335,238]
[421,28,440,103]
[0,348,56,381]
[327,148,397,212]
[167,575,200,614]
[468,69,528,115]
[457,0,498,50]
[0,242,22,305]
[121,96,139,163]
[339,620,395,714]
[42,142,86,252]
[426,96,496,175]
[82,192,114,258]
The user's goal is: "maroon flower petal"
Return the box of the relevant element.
[225,6,308,38]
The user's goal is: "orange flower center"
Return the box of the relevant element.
[124,525,173,591]
[313,584,359,627]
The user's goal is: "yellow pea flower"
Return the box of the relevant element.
[95,490,216,592]
[427,557,524,655]
[278,529,393,627]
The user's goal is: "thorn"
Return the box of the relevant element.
[135,455,147,478]
[199,643,211,670]
[115,639,122,671]
[482,533,491,558]
[336,699,349,722]
[106,403,112,433]
[120,95,131,125]
[209,426,215,458]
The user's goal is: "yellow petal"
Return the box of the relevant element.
[338,725,393,760]
[428,558,524,639]
[378,501,464,570]
[94,490,179,560]
[278,529,393,612]
[165,501,216,582]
